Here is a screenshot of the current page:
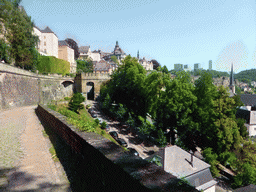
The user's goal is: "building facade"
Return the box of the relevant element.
[79,46,101,62]
[103,41,127,63]
[58,40,76,73]
[33,26,58,58]
[174,63,183,71]
[138,57,153,71]
[194,63,201,71]
[209,60,212,70]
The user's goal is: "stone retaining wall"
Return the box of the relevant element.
[35,104,199,192]
[0,63,75,110]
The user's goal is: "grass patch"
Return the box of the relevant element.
[49,145,59,162]
[48,104,119,145]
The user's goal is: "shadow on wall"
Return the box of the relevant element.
[34,106,150,192]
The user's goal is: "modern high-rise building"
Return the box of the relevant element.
[184,64,191,71]
[194,63,201,71]
[174,63,183,71]
[209,60,212,70]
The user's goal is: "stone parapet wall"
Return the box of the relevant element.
[0,63,75,110]
[35,104,199,192]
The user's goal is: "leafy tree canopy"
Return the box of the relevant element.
[76,59,93,73]
[65,38,79,60]
[0,0,39,69]
[151,59,160,70]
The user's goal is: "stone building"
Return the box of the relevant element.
[33,26,58,58]
[93,60,113,74]
[58,40,76,73]
[103,41,127,62]
[146,146,217,192]
[78,46,101,62]
[138,57,153,71]
[236,94,256,136]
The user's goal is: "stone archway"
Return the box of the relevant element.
[86,81,94,100]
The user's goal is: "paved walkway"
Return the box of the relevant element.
[0,105,70,191]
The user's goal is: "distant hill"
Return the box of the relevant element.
[234,69,256,83]
[170,69,229,78]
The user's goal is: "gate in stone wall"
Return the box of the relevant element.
[75,73,111,100]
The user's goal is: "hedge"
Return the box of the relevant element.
[36,56,70,75]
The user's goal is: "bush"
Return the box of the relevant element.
[94,118,100,125]
[101,121,107,129]
[64,97,70,101]
[68,93,85,113]
[86,104,91,109]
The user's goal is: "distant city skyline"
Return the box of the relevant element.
[20,0,256,73]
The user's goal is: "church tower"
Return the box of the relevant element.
[230,63,235,94]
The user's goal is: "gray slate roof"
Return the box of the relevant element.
[234,184,256,192]
[240,94,256,106]
[58,40,68,47]
[164,146,216,190]
[41,26,54,33]
[94,60,111,71]
[79,46,90,54]
[164,145,211,177]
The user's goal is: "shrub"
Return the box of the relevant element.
[86,104,91,109]
[64,97,70,101]
[101,121,107,129]
[68,93,85,113]
[94,118,100,125]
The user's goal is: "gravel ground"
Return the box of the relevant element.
[0,105,71,191]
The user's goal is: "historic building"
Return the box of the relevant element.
[229,63,235,96]
[58,40,76,73]
[138,56,153,71]
[78,46,101,62]
[33,26,58,58]
[93,60,113,74]
[103,41,127,62]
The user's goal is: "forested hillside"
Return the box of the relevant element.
[170,69,230,78]
[234,69,256,83]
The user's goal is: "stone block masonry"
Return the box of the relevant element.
[36,104,199,191]
[0,63,75,110]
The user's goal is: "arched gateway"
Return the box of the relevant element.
[75,73,111,100]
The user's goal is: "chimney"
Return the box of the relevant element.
[189,150,194,168]
[191,153,193,168]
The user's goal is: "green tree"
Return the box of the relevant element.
[202,148,220,177]
[153,71,197,145]
[68,93,85,113]
[1,0,39,69]
[235,118,248,139]
[235,85,241,94]
[76,59,93,73]
[111,55,119,65]
[107,55,148,118]
[0,39,11,63]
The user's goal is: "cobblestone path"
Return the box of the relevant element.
[0,105,70,191]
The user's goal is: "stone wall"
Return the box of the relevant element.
[35,104,199,192]
[76,72,111,100]
[0,63,75,110]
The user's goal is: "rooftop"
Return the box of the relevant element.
[164,145,210,177]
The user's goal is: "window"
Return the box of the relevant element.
[44,42,46,46]
[44,36,46,39]
[44,49,47,53]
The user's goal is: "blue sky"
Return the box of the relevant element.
[21,0,256,73]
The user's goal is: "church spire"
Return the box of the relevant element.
[137,50,139,59]
[230,63,234,86]
[116,41,119,46]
